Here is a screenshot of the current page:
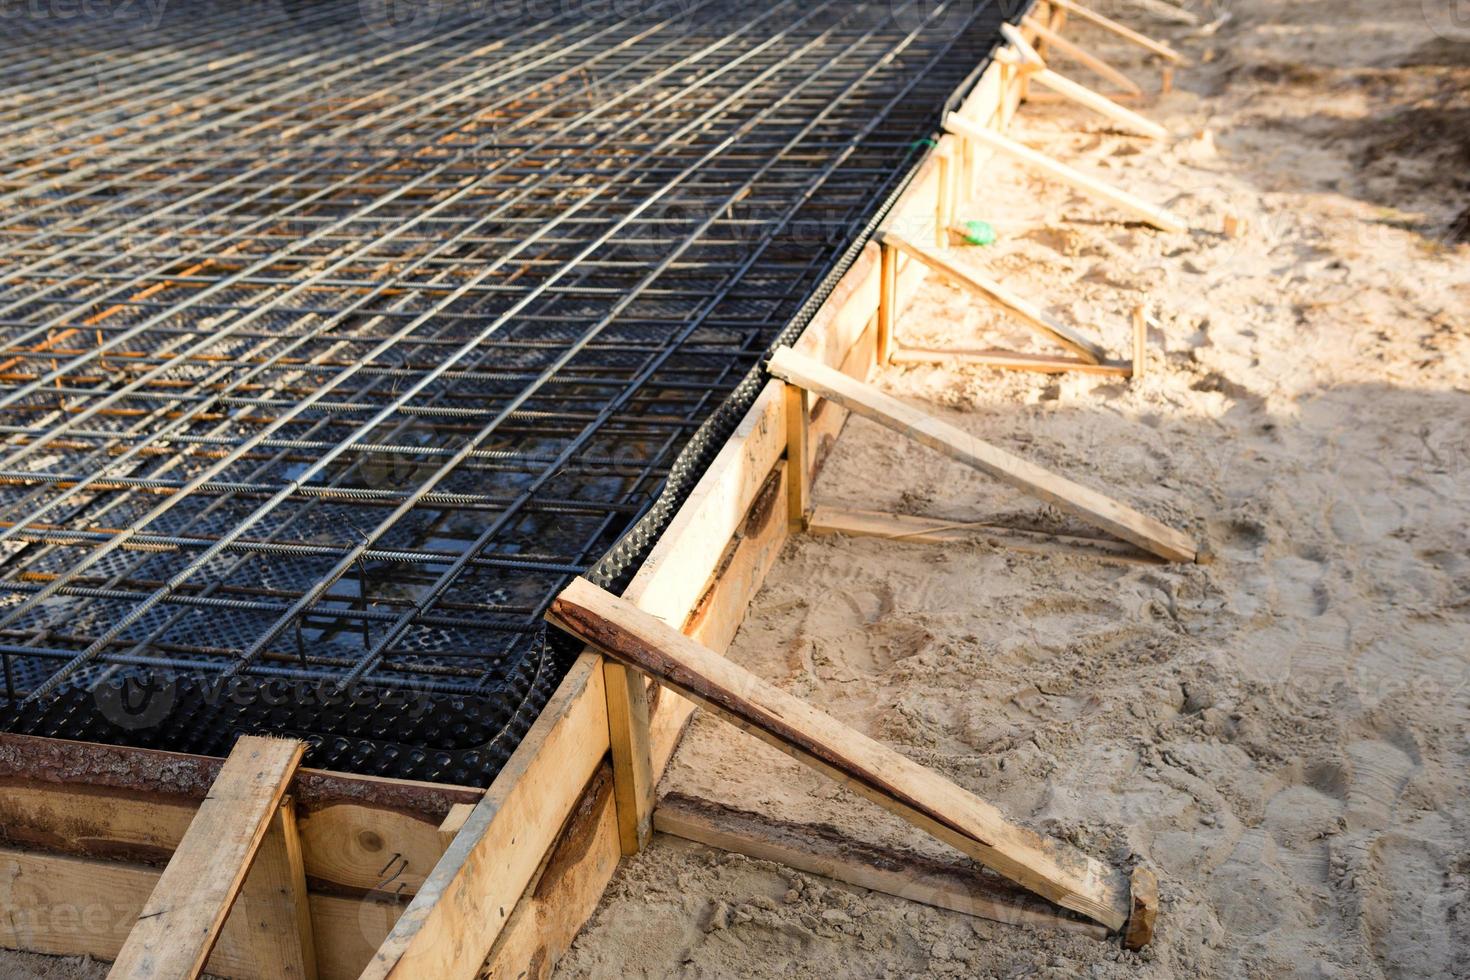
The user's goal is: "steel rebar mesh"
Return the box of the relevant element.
[0,0,1018,784]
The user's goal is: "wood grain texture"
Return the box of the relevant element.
[0,847,388,980]
[768,347,1196,562]
[603,658,655,855]
[360,653,608,980]
[108,736,306,980]
[1124,866,1160,949]
[232,799,317,980]
[655,794,1109,939]
[547,578,1132,930]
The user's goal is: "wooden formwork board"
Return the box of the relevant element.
[0,734,481,979]
[0,39,1043,980]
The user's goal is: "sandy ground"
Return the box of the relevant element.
[558,1,1470,978]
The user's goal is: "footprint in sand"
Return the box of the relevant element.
[1344,738,1417,833]
[1361,835,1461,978]
[1272,550,1332,618]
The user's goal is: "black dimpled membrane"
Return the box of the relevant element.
[0,0,1020,785]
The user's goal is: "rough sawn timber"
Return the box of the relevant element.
[548,577,1134,931]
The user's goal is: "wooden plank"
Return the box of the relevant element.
[876,241,897,365]
[478,767,620,980]
[648,463,791,778]
[0,733,481,897]
[784,382,810,529]
[359,652,608,980]
[1043,0,1186,63]
[770,347,1196,562]
[1027,67,1168,139]
[889,346,1130,377]
[655,793,1109,939]
[296,802,468,896]
[0,847,392,980]
[1022,16,1142,95]
[877,231,1108,365]
[999,25,1165,140]
[479,465,793,979]
[622,379,786,626]
[807,505,1165,565]
[603,658,655,855]
[935,147,954,247]
[547,578,1134,931]
[233,799,317,980]
[436,803,475,849]
[944,113,1188,234]
[313,894,402,980]
[108,736,306,980]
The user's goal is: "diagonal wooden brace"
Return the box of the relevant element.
[944,112,1188,233]
[877,230,1108,364]
[108,736,309,980]
[1044,0,1187,64]
[1022,15,1143,96]
[548,577,1151,936]
[768,346,1197,562]
[999,25,1169,140]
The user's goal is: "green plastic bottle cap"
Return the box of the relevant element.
[962,219,996,246]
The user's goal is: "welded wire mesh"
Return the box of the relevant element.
[0,0,1016,784]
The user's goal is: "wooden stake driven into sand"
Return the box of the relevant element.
[768,346,1197,563]
[547,577,1156,939]
[944,113,1188,233]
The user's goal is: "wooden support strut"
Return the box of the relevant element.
[876,239,898,366]
[876,230,1108,365]
[767,346,1197,563]
[998,25,1168,140]
[785,381,811,530]
[944,112,1188,234]
[889,346,1131,377]
[806,505,1165,565]
[1043,0,1186,64]
[1021,15,1142,96]
[547,577,1144,934]
[604,659,655,855]
[108,736,309,980]
[655,793,1110,940]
